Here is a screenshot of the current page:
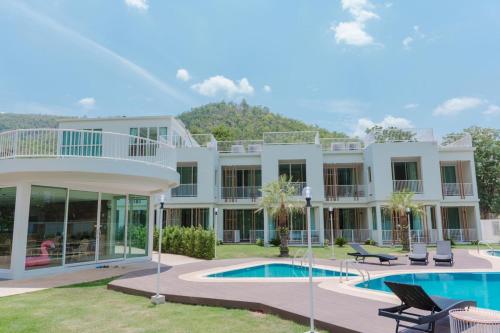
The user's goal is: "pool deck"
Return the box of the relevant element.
[108,249,499,333]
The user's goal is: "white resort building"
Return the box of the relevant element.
[0,115,482,279]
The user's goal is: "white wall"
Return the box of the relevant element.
[480,219,500,243]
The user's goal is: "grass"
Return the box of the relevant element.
[0,278,325,333]
[215,243,500,260]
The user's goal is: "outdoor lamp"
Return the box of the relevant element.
[151,194,166,305]
[302,186,316,333]
[214,208,219,259]
[406,207,412,255]
[328,207,334,260]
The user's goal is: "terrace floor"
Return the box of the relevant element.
[108,249,499,333]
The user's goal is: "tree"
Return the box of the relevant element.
[257,175,303,257]
[211,124,236,141]
[464,127,500,217]
[365,126,416,143]
[385,191,424,251]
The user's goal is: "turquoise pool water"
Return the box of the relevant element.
[357,272,500,310]
[488,250,500,257]
[207,263,354,278]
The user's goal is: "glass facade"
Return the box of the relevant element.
[25,186,149,270]
[0,187,16,269]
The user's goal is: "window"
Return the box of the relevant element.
[127,195,149,258]
[368,167,372,183]
[61,129,102,156]
[392,161,419,180]
[178,165,197,185]
[129,127,167,156]
[441,165,457,183]
[99,194,126,260]
[279,162,306,182]
[0,187,16,269]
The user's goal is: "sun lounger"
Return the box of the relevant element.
[433,240,454,265]
[409,243,428,265]
[379,281,476,333]
[348,243,397,265]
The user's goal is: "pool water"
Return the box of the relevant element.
[488,250,500,257]
[357,272,500,310]
[207,263,354,278]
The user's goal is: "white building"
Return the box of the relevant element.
[0,116,481,278]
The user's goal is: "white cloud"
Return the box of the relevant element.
[191,75,254,97]
[176,68,191,82]
[483,104,500,116]
[353,115,413,137]
[404,103,418,109]
[402,36,413,49]
[78,97,95,110]
[125,0,148,11]
[433,97,485,116]
[263,85,272,93]
[331,0,380,47]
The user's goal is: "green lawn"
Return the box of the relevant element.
[0,279,324,333]
[215,243,500,260]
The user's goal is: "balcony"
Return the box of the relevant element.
[217,140,264,154]
[172,184,198,197]
[364,128,434,146]
[324,229,371,243]
[443,228,477,242]
[440,133,473,149]
[442,183,473,197]
[220,186,262,200]
[324,185,366,200]
[320,138,363,152]
[269,229,321,245]
[289,182,307,196]
[393,180,423,193]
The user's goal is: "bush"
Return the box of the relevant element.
[270,238,281,247]
[470,240,479,246]
[364,239,376,246]
[255,238,264,247]
[335,237,347,247]
[153,226,215,259]
[445,237,456,246]
[324,239,330,247]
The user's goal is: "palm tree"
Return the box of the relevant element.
[386,191,424,251]
[257,175,304,257]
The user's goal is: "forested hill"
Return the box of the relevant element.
[0,101,346,140]
[177,100,346,140]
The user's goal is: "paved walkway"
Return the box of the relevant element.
[109,249,496,333]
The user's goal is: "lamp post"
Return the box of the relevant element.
[214,207,218,259]
[406,207,412,253]
[302,186,316,333]
[151,194,166,305]
[328,207,335,260]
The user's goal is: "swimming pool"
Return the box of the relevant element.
[207,263,354,278]
[488,250,500,257]
[357,272,500,310]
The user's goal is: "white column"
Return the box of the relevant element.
[425,205,433,242]
[366,207,373,239]
[11,183,31,279]
[435,204,444,241]
[263,209,269,245]
[208,206,214,230]
[473,203,482,241]
[375,205,383,245]
[318,206,325,244]
[217,209,223,241]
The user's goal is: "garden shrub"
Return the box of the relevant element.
[256,238,264,247]
[270,238,281,247]
[364,239,376,246]
[153,226,215,259]
[335,237,347,247]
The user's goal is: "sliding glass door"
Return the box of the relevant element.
[127,195,149,258]
[98,194,126,260]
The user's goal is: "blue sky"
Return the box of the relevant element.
[1,0,499,137]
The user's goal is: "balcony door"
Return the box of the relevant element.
[392,161,419,180]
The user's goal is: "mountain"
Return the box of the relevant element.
[0,113,64,131]
[178,100,346,140]
[0,101,346,140]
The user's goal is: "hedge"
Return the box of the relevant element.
[153,226,215,260]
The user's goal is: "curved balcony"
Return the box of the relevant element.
[0,129,178,193]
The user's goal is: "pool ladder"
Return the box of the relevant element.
[292,248,315,267]
[339,259,371,286]
[477,241,494,253]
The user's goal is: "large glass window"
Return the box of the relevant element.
[392,161,419,180]
[26,186,66,270]
[178,165,198,184]
[65,190,98,264]
[441,165,457,183]
[0,187,16,269]
[279,162,306,182]
[99,194,126,260]
[127,196,149,258]
[61,129,102,157]
[129,127,166,157]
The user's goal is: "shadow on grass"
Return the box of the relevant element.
[57,277,119,289]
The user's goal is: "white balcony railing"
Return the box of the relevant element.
[364,128,434,146]
[442,183,473,197]
[443,229,477,242]
[217,140,264,154]
[223,230,241,243]
[320,138,363,152]
[263,131,319,145]
[440,133,473,149]
[324,185,366,200]
[189,134,217,149]
[324,229,372,243]
[220,186,262,200]
[268,229,321,244]
[393,180,424,193]
[0,128,175,169]
[289,182,307,196]
[171,184,198,197]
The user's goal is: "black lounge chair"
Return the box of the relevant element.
[433,240,454,266]
[348,243,397,265]
[409,243,429,265]
[379,281,476,333]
